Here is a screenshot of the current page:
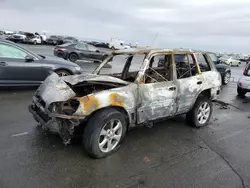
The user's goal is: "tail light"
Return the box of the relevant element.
[57,48,66,51]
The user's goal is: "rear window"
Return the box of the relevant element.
[245,63,250,76]
[57,43,74,47]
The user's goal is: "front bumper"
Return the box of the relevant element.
[29,97,81,145]
[9,38,24,42]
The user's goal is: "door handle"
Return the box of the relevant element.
[0,62,6,66]
[197,81,202,85]
[168,86,176,91]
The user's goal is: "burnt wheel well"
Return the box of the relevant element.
[198,89,211,99]
[75,106,130,136]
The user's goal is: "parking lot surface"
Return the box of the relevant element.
[1,45,250,188]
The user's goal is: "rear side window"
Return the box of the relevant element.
[196,53,211,72]
[244,63,250,76]
[174,54,198,79]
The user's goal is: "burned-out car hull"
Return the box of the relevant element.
[29,48,221,158]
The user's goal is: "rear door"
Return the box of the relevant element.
[0,43,42,85]
[87,45,103,61]
[75,43,91,60]
[175,53,203,114]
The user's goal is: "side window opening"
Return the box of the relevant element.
[145,54,172,83]
[175,54,198,79]
[196,53,211,72]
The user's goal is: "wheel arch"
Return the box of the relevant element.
[190,89,212,110]
[85,105,130,129]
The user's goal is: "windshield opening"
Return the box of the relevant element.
[97,54,146,82]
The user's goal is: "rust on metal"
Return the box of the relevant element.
[109,93,125,107]
[79,95,100,115]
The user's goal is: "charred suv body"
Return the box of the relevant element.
[29,48,221,158]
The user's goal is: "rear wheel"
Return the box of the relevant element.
[222,72,231,85]
[55,70,71,77]
[83,108,127,158]
[68,53,78,62]
[237,87,247,96]
[186,96,213,128]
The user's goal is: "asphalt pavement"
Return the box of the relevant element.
[0,44,250,188]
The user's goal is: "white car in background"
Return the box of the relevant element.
[220,56,241,66]
[237,62,250,96]
[24,33,42,44]
[108,38,131,50]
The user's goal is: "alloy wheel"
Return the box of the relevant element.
[197,102,211,125]
[98,119,123,153]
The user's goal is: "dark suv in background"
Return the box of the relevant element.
[207,52,231,85]
[46,35,64,45]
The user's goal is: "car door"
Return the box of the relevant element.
[0,43,42,85]
[175,53,203,114]
[137,54,178,124]
[75,43,90,60]
[87,45,103,61]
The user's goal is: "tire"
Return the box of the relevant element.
[55,70,71,77]
[102,55,108,61]
[186,96,213,128]
[34,40,37,45]
[68,53,78,62]
[222,72,231,85]
[237,87,247,97]
[83,108,127,158]
[93,61,100,64]
[230,62,232,67]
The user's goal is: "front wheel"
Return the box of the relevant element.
[186,96,213,128]
[83,108,127,158]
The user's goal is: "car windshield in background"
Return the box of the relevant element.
[207,53,218,63]
[58,43,74,47]
[98,54,145,82]
[87,44,98,51]
[25,33,35,37]
[65,37,74,40]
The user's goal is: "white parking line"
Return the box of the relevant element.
[11,132,29,137]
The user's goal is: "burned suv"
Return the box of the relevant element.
[29,49,221,158]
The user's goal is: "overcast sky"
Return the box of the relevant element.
[0,0,250,53]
